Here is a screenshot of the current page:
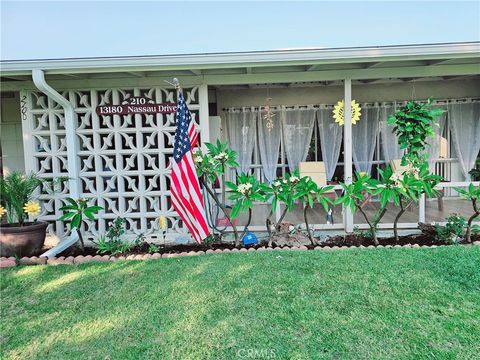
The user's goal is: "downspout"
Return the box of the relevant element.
[32,69,80,257]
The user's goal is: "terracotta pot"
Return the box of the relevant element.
[0,222,48,257]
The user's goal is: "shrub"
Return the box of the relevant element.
[435,214,467,245]
[295,176,333,244]
[58,198,103,249]
[148,243,160,254]
[194,141,240,244]
[95,217,131,255]
[226,173,266,241]
[386,162,441,241]
[336,172,390,246]
[263,171,302,245]
[453,183,480,243]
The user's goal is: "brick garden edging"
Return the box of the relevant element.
[1,241,479,269]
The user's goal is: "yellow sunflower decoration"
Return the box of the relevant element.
[0,206,6,218]
[332,100,362,126]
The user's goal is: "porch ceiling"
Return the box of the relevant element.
[1,42,479,90]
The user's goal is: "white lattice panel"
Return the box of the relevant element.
[20,87,202,243]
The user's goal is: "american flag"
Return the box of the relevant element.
[170,92,209,243]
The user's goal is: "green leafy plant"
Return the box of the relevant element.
[148,243,160,254]
[96,235,131,255]
[435,214,467,245]
[387,97,445,167]
[336,172,390,246]
[454,183,480,243]
[226,173,266,241]
[202,233,218,248]
[468,161,480,181]
[58,198,103,249]
[0,171,43,225]
[387,163,442,241]
[295,176,333,244]
[95,217,131,255]
[194,141,240,244]
[263,171,302,245]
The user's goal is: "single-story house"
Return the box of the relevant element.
[1,42,479,243]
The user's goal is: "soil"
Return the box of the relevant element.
[57,231,480,258]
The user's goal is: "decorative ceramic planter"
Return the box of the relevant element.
[0,222,48,257]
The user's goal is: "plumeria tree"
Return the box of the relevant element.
[194,140,240,243]
[336,171,392,246]
[388,163,441,241]
[388,97,445,240]
[295,176,333,244]
[263,171,301,245]
[454,183,480,243]
[226,173,266,243]
[58,198,103,250]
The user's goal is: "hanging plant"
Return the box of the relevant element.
[387,97,445,167]
[332,99,362,126]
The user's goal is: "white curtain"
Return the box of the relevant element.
[449,102,480,180]
[317,107,343,180]
[379,103,404,163]
[281,108,316,172]
[352,105,379,174]
[226,109,257,173]
[424,108,447,172]
[258,109,282,182]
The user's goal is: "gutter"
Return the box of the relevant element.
[3,42,480,76]
[32,69,81,258]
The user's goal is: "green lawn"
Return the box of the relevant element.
[1,247,479,359]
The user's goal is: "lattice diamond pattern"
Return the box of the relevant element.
[20,87,201,242]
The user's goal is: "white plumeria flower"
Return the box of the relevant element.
[194,156,203,163]
[214,152,229,161]
[289,176,299,183]
[273,181,281,187]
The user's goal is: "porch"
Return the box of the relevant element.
[1,42,479,241]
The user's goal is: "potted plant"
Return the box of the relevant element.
[0,172,48,257]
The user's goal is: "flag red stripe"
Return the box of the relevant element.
[170,187,201,242]
[171,180,201,242]
[170,96,208,243]
[171,155,208,242]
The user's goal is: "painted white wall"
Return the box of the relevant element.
[0,92,24,174]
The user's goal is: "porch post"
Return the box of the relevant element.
[419,194,426,222]
[343,78,354,232]
[198,83,210,152]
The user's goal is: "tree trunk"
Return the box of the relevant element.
[304,205,315,245]
[266,210,273,246]
[465,199,479,243]
[221,171,226,205]
[393,198,413,242]
[239,207,252,242]
[78,231,85,251]
[275,207,289,232]
[200,177,239,245]
[356,203,389,246]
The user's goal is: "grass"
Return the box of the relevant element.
[1,246,479,359]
